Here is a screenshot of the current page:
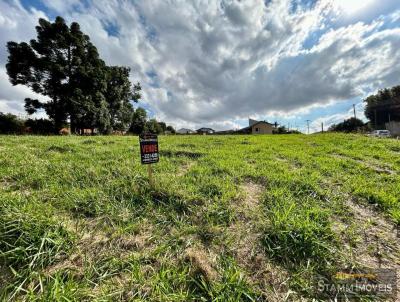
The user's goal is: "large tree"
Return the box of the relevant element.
[0,113,24,134]
[129,107,147,134]
[329,117,365,133]
[144,118,163,134]
[6,16,140,134]
[105,66,141,132]
[364,85,400,128]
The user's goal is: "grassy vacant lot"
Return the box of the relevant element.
[1,133,399,301]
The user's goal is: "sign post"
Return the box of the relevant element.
[139,133,159,188]
[147,165,154,187]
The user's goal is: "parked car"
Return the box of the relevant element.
[371,130,391,137]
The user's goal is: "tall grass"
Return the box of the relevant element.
[0,133,398,300]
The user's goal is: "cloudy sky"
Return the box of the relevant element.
[1,0,400,132]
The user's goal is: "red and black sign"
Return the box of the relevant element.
[139,133,159,164]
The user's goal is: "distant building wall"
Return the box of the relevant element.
[59,128,70,135]
[177,128,194,134]
[386,121,400,136]
[251,123,274,134]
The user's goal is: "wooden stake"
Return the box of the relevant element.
[148,164,154,188]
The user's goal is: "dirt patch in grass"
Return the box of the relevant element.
[326,179,399,264]
[331,154,395,175]
[43,227,109,278]
[44,216,155,278]
[362,162,396,175]
[240,182,263,210]
[79,219,155,258]
[322,179,400,300]
[336,198,400,301]
[184,247,218,282]
[344,199,400,269]
[242,175,268,186]
[275,156,288,163]
[43,254,84,277]
[0,178,32,197]
[80,231,110,254]
[0,178,15,190]
[177,161,195,177]
[231,223,291,301]
[113,231,154,253]
[229,182,291,301]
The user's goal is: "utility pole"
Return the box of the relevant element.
[306,120,311,134]
[321,122,324,133]
[353,104,356,119]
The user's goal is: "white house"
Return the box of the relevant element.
[177,128,195,134]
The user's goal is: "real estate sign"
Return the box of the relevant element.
[139,133,159,164]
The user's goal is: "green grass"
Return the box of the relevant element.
[0,133,399,301]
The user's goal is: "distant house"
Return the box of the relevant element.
[81,128,98,135]
[177,128,195,134]
[196,127,215,135]
[59,127,70,135]
[237,119,275,134]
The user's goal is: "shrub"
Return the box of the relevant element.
[0,112,24,134]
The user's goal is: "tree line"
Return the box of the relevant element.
[364,85,400,128]
[328,85,400,133]
[5,16,174,135]
[0,109,175,135]
[328,117,367,133]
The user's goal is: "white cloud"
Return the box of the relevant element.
[0,1,47,65]
[0,66,48,117]
[41,0,83,13]
[0,0,399,130]
[309,102,366,133]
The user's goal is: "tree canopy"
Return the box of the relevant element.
[272,126,301,134]
[0,113,24,134]
[129,107,147,134]
[6,16,141,134]
[144,118,163,134]
[328,117,365,133]
[127,107,175,135]
[364,85,400,128]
